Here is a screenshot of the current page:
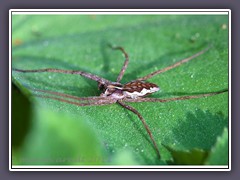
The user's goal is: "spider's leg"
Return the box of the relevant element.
[13,68,111,85]
[109,45,129,83]
[31,88,107,101]
[117,100,161,159]
[35,94,117,106]
[29,88,117,106]
[124,89,228,103]
[137,46,211,81]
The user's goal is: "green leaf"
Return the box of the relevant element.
[12,84,32,149]
[13,104,106,165]
[12,15,228,165]
[164,109,228,151]
[205,128,229,165]
[165,147,209,165]
[163,109,228,165]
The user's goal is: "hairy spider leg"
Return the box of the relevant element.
[117,100,161,159]
[137,46,212,81]
[29,88,108,101]
[124,89,228,103]
[35,94,117,106]
[30,88,117,106]
[12,68,111,86]
[109,45,129,83]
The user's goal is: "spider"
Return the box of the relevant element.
[13,45,227,159]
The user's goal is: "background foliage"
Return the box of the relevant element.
[12,14,229,165]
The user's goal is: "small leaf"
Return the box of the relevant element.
[165,146,209,165]
[164,109,228,151]
[205,128,229,165]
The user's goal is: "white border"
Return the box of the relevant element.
[228,10,232,171]
[9,9,12,172]
[11,165,228,171]
[9,9,231,171]
[11,9,229,15]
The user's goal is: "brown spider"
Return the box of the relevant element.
[13,45,227,159]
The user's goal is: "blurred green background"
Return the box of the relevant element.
[12,14,229,165]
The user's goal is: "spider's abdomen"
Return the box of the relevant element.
[123,81,159,99]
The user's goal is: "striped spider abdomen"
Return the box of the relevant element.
[123,81,160,99]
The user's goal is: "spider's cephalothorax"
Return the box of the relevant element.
[13,45,227,160]
[101,82,124,99]
[102,81,160,99]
